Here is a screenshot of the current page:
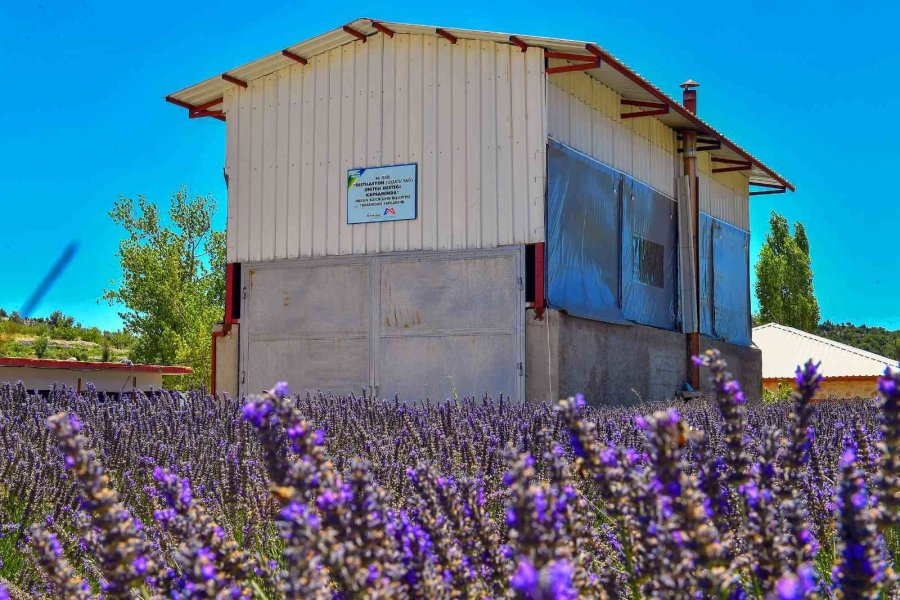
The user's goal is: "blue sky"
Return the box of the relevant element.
[1,0,897,331]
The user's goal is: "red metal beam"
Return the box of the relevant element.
[584,42,794,192]
[544,50,597,62]
[221,73,248,88]
[749,187,786,196]
[224,263,236,324]
[343,25,367,42]
[621,107,669,119]
[711,157,751,166]
[165,96,195,110]
[546,61,600,75]
[712,163,752,173]
[189,110,225,120]
[534,242,545,320]
[193,97,224,111]
[282,49,308,65]
[621,99,668,110]
[371,20,395,37]
[749,181,786,189]
[509,35,528,52]
[436,28,458,44]
[167,96,225,121]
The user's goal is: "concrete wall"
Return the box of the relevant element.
[526,308,762,405]
[213,323,240,398]
[0,367,164,394]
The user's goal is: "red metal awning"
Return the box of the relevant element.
[0,357,192,374]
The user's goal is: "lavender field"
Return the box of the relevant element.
[0,349,897,599]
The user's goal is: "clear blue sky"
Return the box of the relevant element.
[1,0,897,331]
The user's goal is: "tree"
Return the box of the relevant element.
[47,310,75,329]
[754,211,820,332]
[104,186,225,389]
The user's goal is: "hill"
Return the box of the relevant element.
[816,320,900,361]
[0,309,134,362]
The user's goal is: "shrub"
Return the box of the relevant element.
[32,336,49,359]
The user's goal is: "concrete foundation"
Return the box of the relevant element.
[526,309,761,405]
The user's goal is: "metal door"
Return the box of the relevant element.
[373,248,524,401]
[240,258,371,397]
[240,248,524,400]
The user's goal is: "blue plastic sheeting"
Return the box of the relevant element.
[712,219,751,345]
[699,214,715,337]
[698,213,751,346]
[546,140,626,323]
[622,178,678,330]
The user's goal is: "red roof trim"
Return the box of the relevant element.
[0,357,192,374]
[583,42,794,192]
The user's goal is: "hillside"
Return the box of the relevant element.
[816,320,900,361]
[0,309,133,362]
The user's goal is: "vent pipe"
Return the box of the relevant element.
[680,80,700,114]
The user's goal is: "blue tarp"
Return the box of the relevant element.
[621,178,678,330]
[546,140,626,323]
[711,219,751,345]
[546,139,750,345]
[698,213,751,345]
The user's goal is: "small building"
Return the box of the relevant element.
[167,18,794,403]
[753,323,897,399]
[0,357,191,394]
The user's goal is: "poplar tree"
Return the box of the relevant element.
[754,211,820,332]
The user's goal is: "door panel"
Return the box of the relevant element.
[241,259,370,396]
[374,249,523,401]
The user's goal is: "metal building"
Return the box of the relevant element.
[167,18,793,403]
[753,324,897,399]
[0,357,191,394]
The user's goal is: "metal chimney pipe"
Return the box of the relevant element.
[680,79,700,114]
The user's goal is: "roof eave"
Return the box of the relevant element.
[165,17,794,192]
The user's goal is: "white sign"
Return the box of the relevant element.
[347,163,417,224]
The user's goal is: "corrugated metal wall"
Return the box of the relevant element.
[223,34,546,263]
[698,154,750,231]
[546,72,750,232]
[547,73,677,199]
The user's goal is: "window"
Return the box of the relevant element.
[632,236,664,288]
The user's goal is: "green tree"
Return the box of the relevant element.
[47,310,75,329]
[754,211,820,332]
[104,186,225,389]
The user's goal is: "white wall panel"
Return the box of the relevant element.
[698,153,750,231]
[547,73,676,199]
[223,34,546,262]
[548,72,750,231]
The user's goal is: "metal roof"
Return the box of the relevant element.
[0,357,192,374]
[752,323,898,379]
[166,17,794,192]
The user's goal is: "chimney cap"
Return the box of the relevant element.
[680,79,700,89]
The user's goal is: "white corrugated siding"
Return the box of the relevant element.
[223,34,546,263]
[698,151,750,231]
[546,72,677,199]
[546,71,750,232]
